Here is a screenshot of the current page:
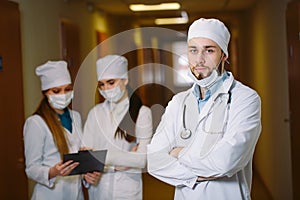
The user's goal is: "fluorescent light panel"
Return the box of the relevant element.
[129,2,180,11]
[155,11,189,25]
[155,17,188,25]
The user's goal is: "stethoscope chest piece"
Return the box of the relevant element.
[181,128,192,139]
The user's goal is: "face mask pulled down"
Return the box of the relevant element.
[48,91,74,110]
[188,69,222,88]
[188,55,225,88]
[99,86,125,103]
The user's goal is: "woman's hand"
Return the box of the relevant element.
[84,172,101,185]
[80,146,94,151]
[49,160,79,179]
[131,143,139,152]
[114,166,130,171]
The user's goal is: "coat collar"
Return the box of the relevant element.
[187,71,234,123]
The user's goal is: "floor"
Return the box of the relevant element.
[143,170,273,200]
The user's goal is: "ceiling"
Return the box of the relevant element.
[81,0,258,16]
[65,0,258,27]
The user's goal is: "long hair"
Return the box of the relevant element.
[34,95,69,159]
[114,86,143,143]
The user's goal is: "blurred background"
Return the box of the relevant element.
[0,0,299,199]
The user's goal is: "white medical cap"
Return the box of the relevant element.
[35,60,71,91]
[187,18,231,57]
[96,55,128,81]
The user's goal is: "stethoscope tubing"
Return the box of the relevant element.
[180,91,231,140]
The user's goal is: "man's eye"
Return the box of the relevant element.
[189,49,197,54]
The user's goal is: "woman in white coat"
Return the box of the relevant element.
[82,55,153,200]
[147,18,261,200]
[23,61,100,200]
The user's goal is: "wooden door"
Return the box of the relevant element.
[60,19,81,82]
[286,1,300,199]
[0,1,28,199]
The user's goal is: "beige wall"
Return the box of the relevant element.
[15,0,109,119]
[239,0,293,199]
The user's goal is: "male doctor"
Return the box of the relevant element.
[147,18,261,200]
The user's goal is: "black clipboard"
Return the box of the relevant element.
[63,150,107,175]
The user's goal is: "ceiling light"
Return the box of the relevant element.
[155,11,189,25]
[155,17,188,25]
[129,2,181,11]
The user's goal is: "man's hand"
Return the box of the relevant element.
[197,176,218,181]
[169,147,184,158]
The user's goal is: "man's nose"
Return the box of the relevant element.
[196,51,206,64]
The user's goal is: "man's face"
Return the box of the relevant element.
[188,37,224,79]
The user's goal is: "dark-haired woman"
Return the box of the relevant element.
[23,61,100,200]
[82,55,153,200]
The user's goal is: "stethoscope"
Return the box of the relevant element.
[180,91,232,140]
[181,104,192,139]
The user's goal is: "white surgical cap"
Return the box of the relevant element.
[35,60,71,91]
[96,55,128,81]
[187,18,231,57]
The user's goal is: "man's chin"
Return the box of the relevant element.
[192,71,207,80]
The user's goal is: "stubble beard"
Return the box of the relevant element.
[191,65,212,80]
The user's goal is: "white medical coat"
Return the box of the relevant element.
[147,72,261,200]
[23,109,83,200]
[82,98,153,200]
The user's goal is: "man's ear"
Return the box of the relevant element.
[220,54,228,73]
[222,53,228,61]
[222,53,230,65]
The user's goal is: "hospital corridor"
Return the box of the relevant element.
[0,0,299,199]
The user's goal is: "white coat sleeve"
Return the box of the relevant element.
[23,116,55,188]
[147,96,198,188]
[178,90,261,178]
[105,106,153,169]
